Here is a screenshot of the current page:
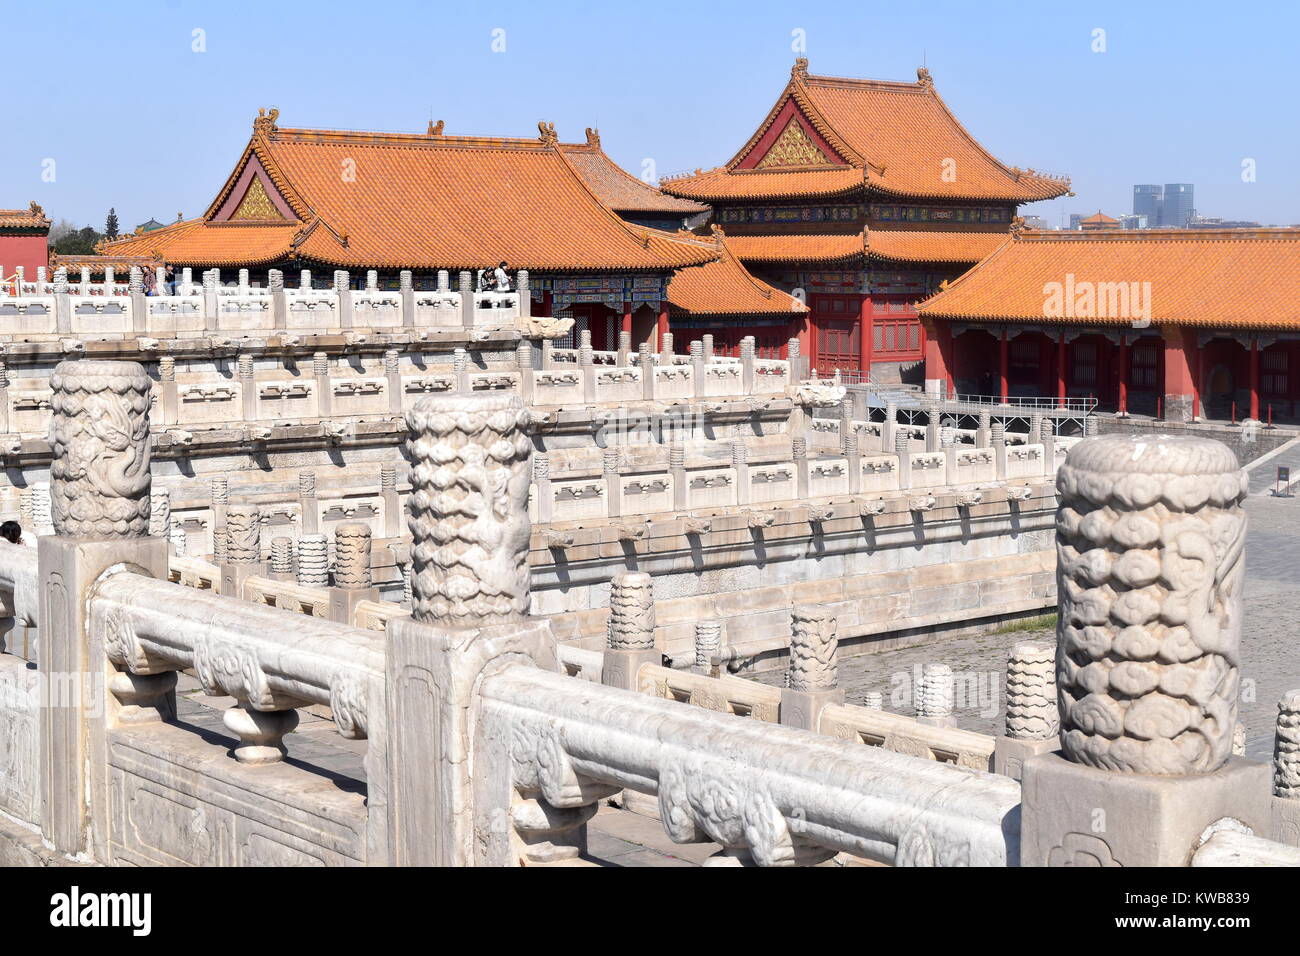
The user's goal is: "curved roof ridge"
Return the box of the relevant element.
[544,133,719,267]
[558,137,708,213]
[722,65,865,171]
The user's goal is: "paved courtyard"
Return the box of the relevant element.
[752,485,1297,762]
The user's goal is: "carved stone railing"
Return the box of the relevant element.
[0,540,37,626]
[90,571,383,744]
[477,665,1021,866]
[6,359,1294,869]
[0,268,527,338]
[819,705,994,770]
[637,663,781,720]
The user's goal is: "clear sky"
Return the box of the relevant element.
[5,0,1297,231]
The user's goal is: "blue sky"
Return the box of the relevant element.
[5,0,1297,231]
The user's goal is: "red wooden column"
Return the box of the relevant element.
[1249,338,1261,419]
[1117,335,1130,415]
[1161,325,1196,423]
[1056,332,1067,407]
[922,318,950,398]
[542,290,553,317]
[998,330,1009,402]
[621,300,632,336]
[944,323,955,398]
[656,301,669,352]
[1192,337,1201,421]
[795,308,813,371]
[859,294,873,375]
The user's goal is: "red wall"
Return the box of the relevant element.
[0,235,48,278]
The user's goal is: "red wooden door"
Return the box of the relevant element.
[811,294,859,372]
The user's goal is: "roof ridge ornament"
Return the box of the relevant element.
[254,107,280,136]
[537,121,558,145]
[1010,215,1026,237]
[792,57,809,81]
[585,127,601,148]
[916,66,934,89]
[709,223,726,248]
[427,119,444,136]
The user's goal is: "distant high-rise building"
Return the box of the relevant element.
[1162,183,1194,228]
[1069,213,1086,231]
[1022,215,1050,230]
[1133,185,1162,226]
[1119,215,1149,229]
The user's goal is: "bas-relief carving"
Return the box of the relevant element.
[1275,690,1300,799]
[193,636,274,710]
[1006,642,1058,740]
[792,381,846,408]
[49,360,152,537]
[787,608,837,692]
[1055,435,1247,774]
[656,759,835,866]
[607,571,655,650]
[1046,832,1121,867]
[405,393,532,627]
[334,522,372,589]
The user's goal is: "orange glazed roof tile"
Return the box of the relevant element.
[0,202,51,231]
[662,230,807,316]
[103,218,303,267]
[918,228,1300,329]
[662,60,1070,205]
[725,227,1008,265]
[865,226,1010,264]
[663,167,865,202]
[50,253,163,275]
[1080,210,1119,225]
[726,233,864,264]
[103,113,716,274]
[560,131,708,215]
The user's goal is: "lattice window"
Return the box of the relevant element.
[1073,342,1098,386]
[1132,345,1157,388]
[1263,349,1289,396]
[1010,339,1039,365]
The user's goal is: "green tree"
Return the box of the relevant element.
[104,207,119,239]
[50,225,104,256]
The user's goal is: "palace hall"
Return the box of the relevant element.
[917,227,1300,423]
[100,112,797,352]
[660,58,1070,379]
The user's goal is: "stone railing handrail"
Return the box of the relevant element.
[481,664,1021,866]
[1191,830,1300,866]
[353,598,410,632]
[557,644,604,682]
[0,268,533,339]
[167,554,221,591]
[90,570,384,734]
[635,659,995,771]
[242,575,332,617]
[0,540,38,625]
[638,662,781,720]
[819,703,996,770]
